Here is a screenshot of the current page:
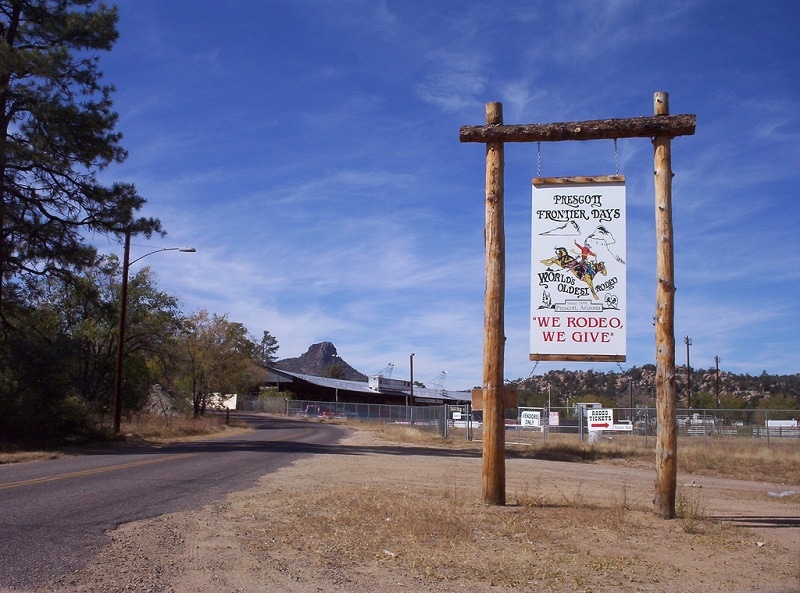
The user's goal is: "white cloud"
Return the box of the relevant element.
[94,0,800,389]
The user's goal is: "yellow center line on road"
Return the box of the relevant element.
[0,426,319,491]
[0,453,197,491]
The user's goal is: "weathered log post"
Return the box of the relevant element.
[652,91,678,518]
[460,94,694,514]
[482,101,506,505]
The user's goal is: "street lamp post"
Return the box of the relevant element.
[113,228,196,433]
[408,353,414,408]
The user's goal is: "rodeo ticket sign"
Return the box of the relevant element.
[530,176,626,362]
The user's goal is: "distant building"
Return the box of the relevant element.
[264,366,470,406]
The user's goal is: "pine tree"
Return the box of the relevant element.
[0,0,161,320]
[258,330,279,365]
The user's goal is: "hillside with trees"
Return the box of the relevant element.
[513,365,800,413]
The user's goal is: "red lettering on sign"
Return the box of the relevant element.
[542,331,566,342]
[533,316,561,328]
[566,317,623,329]
[571,331,612,343]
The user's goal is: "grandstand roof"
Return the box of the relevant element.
[265,367,470,404]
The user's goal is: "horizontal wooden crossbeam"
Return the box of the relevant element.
[459,114,696,143]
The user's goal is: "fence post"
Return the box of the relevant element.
[703,409,707,447]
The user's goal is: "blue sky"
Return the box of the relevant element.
[95,1,799,390]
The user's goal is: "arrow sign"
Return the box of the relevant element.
[587,408,614,431]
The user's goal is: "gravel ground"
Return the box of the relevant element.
[11,426,799,593]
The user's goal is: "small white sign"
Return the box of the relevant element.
[520,410,541,427]
[587,408,613,431]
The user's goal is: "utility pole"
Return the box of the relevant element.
[714,355,720,409]
[629,380,634,420]
[113,228,132,434]
[684,336,692,409]
[113,231,195,433]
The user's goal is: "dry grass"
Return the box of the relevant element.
[236,423,799,591]
[355,422,459,447]
[676,489,707,533]
[239,451,774,592]
[120,412,250,442]
[678,439,800,484]
[431,426,800,484]
[0,449,64,465]
[253,482,654,588]
[0,413,249,464]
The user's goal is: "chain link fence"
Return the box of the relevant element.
[284,399,451,437]
[491,406,800,447]
[247,395,798,446]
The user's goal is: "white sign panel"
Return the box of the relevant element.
[587,408,614,431]
[520,410,541,427]
[531,177,626,361]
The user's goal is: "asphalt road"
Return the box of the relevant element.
[0,414,347,590]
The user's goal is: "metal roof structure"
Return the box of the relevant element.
[265,366,470,404]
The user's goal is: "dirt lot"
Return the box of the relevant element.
[32,424,800,593]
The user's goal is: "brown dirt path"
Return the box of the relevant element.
[26,426,800,593]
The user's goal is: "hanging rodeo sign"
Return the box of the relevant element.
[530,175,626,362]
[461,94,696,513]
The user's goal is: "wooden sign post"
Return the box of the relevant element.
[460,92,695,516]
[652,91,679,518]
[482,102,506,505]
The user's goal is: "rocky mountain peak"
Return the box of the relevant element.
[274,342,367,382]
